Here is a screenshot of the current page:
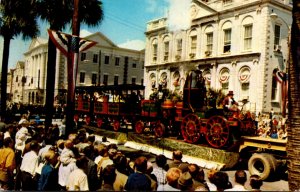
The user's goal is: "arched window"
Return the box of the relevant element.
[149,73,156,88]
[222,21,232,53]
[241,16,253,51]
[163,36,170,62]
[151,39,158,63]
[204,25,214,55]
[189,29,197,57]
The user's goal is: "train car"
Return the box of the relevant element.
[75,84,144,131]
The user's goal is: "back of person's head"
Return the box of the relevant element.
[30,140,40,151]
[166,167,182,187]
[207,169,217,183]
[173,150,183,161]
[76,155,88,169]
[82,145,93,159]
[250,174,263,190]
[156,154,167,168]
[107,143,118,150]
[3,137,13,148]
[102,164,116,185]
[108,148,117,160]
[188,163,199,178]
[235,170,247,185]
[88,134,95,143]
[177,171,193,190]
[211,171,230,191]
[64,139,74,149]
[44,150,58,166]
[113,153,128,171]
[134,156,148,173]
[195,167,205,182]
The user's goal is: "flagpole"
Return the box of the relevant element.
[66,0,80,135]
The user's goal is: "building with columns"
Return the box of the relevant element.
[9,32,145,105]
[144,0,291,114]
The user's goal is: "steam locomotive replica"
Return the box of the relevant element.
[75,70,256,149]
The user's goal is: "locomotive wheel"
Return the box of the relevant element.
[96,118,103,128]
[181,114,201,143]
[113,119,120,131]
[205,116,230,148]
[135,120,144,134]
[154,123,165,138]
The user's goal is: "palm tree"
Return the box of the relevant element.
[37,0,103,129]
[0,0,39,122]
[287,2,300,190]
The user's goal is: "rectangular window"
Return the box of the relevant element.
[164,41,169,61]
[114,75,119,85]
[104,55,110,64]
[103,74,108,85]
[274,25,281,48]
[222,82,229,95]
[241,83,250,99]
[223,29,231,53]
[79,72,85,83]
[272,76,278,100]
[92,74,97,84]
[244,25,252,50]
[141,78,144,85]
[132,77,136,84]
[206,32,213,53]
[93,54,98,63]
[153,44,158,62]
[115,57,120,66]
[176,39,182,57]
[81,52,86,61]
[190,36,197,54]
[132,63,137,68]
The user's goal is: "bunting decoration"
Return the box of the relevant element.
[48,29,97,102]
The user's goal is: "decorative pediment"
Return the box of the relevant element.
[191,0,217,20]
[83,32,117,48]
[28,37,48,50]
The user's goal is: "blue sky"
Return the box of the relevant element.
[6,0,192,69]
[6,0,175,69]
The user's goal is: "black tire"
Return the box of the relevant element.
[248,153,277,180]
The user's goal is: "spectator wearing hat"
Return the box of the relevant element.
[0,137,16,190]
[177,171,194,191]
[125,156,151,191]
[249,174,263,192]
[157,167,182,191]
[225,170,247,191]
[66,155,89,191]
[222,91,239,111]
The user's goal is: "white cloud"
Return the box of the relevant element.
[165,0,191,31]
[118,39,145,50]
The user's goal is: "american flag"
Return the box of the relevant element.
[48,29,97,102]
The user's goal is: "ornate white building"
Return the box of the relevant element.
[9,32,145,105]
[144,0,292,114]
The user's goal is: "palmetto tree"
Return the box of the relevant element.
[0,0,39,122]
[37,0,103,128]
[287,1,300,191]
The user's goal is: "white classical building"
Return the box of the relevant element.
[144,0,292,114]
[9,32,145,105]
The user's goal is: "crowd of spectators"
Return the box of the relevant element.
[0,113,269,191]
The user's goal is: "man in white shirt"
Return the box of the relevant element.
[225,170,248,191]
[66,156,89,191]
[20,141,40,191]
